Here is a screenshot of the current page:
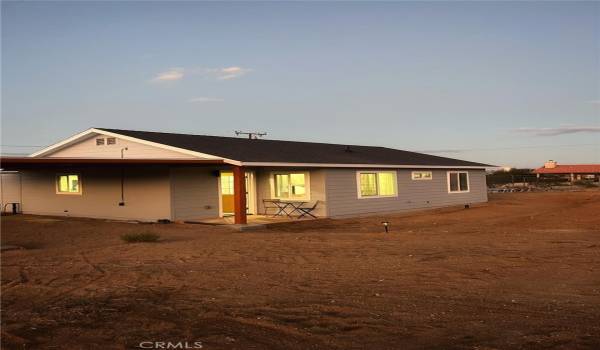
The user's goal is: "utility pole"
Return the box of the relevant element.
[235,131,267,139]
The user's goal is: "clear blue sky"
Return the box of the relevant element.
[2,1,599,168]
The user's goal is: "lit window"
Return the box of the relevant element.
[448,171,469,193]
[96,138,105,146]
[378,172,395,196]
[106,137,117,145]
[290,173,306,196]
[220,172,234,195]
[57,174,81,194]
[273,173,308,199]
[360,173,377,196]
[357,171,397,198]
[412,171,432,180]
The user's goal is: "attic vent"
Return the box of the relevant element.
[96,138,105,146]
[107,137,117,145]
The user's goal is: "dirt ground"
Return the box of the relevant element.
[2,191,600,350]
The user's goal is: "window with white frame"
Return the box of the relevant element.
[220,172,234,195]
[273,172,309,199]
[56,174,81,194]
[412,171,432,180]
[447,171,469,193]
[357,171,397,198]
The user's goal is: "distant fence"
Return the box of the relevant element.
[486,173,569,187]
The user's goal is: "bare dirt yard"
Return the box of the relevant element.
[2,191,600,350]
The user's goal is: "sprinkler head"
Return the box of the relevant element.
[381,221,390,233]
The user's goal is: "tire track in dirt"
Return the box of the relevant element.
[3,191,600,349]
[80,252,106,274]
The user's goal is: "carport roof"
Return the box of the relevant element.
[0,157,224,170]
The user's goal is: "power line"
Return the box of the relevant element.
[420,143,599,153]
[1,142,598,152]
[1,144,45,148]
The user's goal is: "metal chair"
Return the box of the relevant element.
[263,199,289,217]
[297,201,321,219]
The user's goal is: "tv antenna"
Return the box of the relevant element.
[235,131,267,139]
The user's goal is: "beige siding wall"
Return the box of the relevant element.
[19,167,172,221]
[255,169,328,217]
[13,166,487,222]
[48,134,198,159]
[170,168,220,221]
[1,172,22,211]
[325,169,488,217]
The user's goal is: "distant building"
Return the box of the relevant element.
[533,160,600,182]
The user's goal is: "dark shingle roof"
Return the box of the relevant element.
[98,128,491,167]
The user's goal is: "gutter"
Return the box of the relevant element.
[0,157,225,170]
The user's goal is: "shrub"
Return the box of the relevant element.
[121,232,160,243]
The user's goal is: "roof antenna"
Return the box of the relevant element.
[235,131,267,140]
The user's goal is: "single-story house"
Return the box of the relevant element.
[1,128,491,224]
[533,160,600,183]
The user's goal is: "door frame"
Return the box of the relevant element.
[218,170,257,217]
[245,171,257,215]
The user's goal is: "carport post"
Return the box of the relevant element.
[233,166,247,225]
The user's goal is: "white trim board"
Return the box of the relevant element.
[240,162,487,169]
[30,128,233,162]
[30,129,99,157]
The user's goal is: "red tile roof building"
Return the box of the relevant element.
[533,161,600,184]
[533,164,600,174]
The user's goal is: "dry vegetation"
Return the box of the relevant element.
[2,191,600,349]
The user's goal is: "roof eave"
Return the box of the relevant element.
[29,128,235,163]
[239,161,491,169]
[0,157,225,170]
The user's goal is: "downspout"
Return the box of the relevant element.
[119,147,128,206]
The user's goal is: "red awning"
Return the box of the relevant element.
[533,165,600,174]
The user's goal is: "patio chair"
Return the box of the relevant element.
[263,199,286,216]
[297,201,321,219]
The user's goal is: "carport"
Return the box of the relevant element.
[0,157,251,224]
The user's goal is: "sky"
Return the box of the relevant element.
[2,1,599,168]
